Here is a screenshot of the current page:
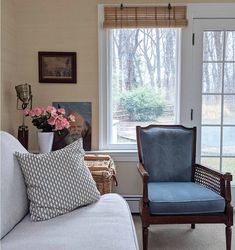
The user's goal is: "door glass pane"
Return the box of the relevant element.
[201,126,220,156]
[223,127,235,156]
[202,95,221,124]
[225,31,235,61]
[199,25,235,178]
[224,63,235,93]
[202,63,222,93]
[224,96,235,124]
[203,31,224,61]
[201,157,220,170]
[222,158,235,183]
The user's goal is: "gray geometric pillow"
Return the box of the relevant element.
[15,140,100,221]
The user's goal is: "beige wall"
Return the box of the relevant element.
[1,0,235,196]
[1,0,17,133]
[14,0,100,150]
[113,161,142,195]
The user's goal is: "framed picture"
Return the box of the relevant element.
[38,52,77,83]
[52,102,92,151]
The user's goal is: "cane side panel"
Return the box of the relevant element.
[194,164,221,195]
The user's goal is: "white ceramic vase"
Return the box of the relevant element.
[38,132,54,154]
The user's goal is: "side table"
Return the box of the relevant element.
[84,154,118,195]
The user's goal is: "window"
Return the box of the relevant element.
[111,28,180,142]
[99,5,187,150]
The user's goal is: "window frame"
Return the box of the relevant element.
[99,5,182,150]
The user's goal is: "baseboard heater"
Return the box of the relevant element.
[123,195,142,213]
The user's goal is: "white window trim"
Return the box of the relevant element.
[98,4,107,150]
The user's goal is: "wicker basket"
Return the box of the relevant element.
[84,154,117,195]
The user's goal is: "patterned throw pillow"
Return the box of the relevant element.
[15,140,100,221]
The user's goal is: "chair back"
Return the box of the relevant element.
[136,125,196,182]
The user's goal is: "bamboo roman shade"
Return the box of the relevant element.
[103,5,188,29]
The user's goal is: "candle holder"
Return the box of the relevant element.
[15,83,33,149]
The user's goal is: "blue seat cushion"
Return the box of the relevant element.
[148,182,225,215]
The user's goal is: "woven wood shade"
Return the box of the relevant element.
[103,6,188,29]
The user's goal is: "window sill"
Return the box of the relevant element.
[86,150,138,162]
[30,149,138,162]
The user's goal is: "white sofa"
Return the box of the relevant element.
[0,131,139,250]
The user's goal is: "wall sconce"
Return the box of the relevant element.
[15,83,33,149]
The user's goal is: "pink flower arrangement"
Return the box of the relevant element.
[23,106,75,132]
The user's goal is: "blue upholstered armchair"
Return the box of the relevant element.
[136,125,233,250]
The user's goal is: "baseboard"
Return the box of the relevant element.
[123,195,141,213]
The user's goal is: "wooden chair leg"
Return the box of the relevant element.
[226,226,232,250]
[142,226,149,250]
[191,224,195,229]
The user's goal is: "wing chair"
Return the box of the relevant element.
[136,125,233,250]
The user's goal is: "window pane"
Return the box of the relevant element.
[202,95,221,125]
[222,158,235,183]
[201,157,220,171]
[224,63,235,93]
[224,96,235,124]
[111,28,177,144]
[201,126,220,156]
[225,31,235,61]
[203,31,224,61]
[223,127,235,156]
[202,63,222,93]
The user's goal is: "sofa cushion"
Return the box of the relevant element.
[0,131,29,239]
[1,194,139,250]
[140,127,193,182]
[15,140,100,221]
[148,182,225,215]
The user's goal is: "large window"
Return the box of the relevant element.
[99,4,187,150]
[103,28,180,148]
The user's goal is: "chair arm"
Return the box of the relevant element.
[137,163,149,179]
[137,163,149,204]
[193,163,232,202]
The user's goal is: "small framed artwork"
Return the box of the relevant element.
[38,52,77,83]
